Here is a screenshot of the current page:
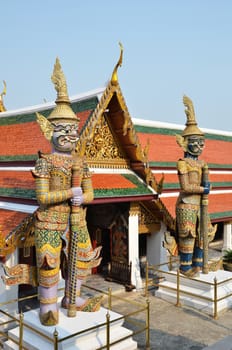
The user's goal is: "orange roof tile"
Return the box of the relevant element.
[138,133,181,163]
[92,174,136,189]
[0,171,34,189]
[153,172,232,190]
[0,209,29,238]
[137,131,232,167]
[0,122,51,157]
[161,192,232,222]
[77,110,93,132]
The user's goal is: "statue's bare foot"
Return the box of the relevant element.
[39,310,59,326]
[180,268,198,278]
[191,266,201,277]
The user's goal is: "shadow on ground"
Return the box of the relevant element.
[124,319,206,350]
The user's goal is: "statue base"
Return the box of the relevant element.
[3,304,137,350]
[155,269,232,316]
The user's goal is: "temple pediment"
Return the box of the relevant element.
[83,112,129,168]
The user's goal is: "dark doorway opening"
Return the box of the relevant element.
[18,246,39,312]
[87,202,129,276]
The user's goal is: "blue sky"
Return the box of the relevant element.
[1,0,232,131]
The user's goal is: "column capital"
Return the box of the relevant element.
[129,202,140,216]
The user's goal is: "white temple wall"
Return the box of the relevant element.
[128,203,143,290]
[146,221,169,271]
[222,221,232,252]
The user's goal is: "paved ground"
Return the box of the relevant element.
[84,243,232,349]
[2,242,231,349]
[117,288,232,350]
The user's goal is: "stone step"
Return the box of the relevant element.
[4,305,137,350]
[156,269,232,316]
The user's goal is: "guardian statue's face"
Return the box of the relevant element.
[186,135,205,156]
[51,122,79,153]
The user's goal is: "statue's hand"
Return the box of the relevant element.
[71,195,83,206]
[71,186,83,197]
[203,182,210,194]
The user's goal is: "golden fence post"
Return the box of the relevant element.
[106,311,110,350]
[53,328,58,350]
[145,299,150,350]
[19,312,24,350]
[108,287,112,310]
[169,254,172,271]
[176,269,181,307]
[213,277,218,320]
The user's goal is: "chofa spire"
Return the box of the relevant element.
[111,42,123,86]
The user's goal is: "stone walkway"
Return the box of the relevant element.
[119,288,232,350]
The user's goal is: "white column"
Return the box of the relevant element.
[222,222,232,252]
[128,203,143,290]
[146,222,169,271]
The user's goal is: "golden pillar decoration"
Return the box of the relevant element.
[0,80,7,112]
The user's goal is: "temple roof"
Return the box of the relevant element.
[0,60,231,240]
[0,168,155,202]
[0,76,172,241]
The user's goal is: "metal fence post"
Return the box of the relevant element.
[176,269,181,307]
[19,312,24,350]
[108,287,112,311]
[106,311,110,350]
[145,261,149,297]
[53,328,58,350]
[146,299,150,349]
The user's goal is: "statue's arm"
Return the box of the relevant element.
[81,162,94,204]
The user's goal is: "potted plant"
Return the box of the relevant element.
[223,249,232,271]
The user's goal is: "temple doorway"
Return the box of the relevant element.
[86,202,129,276]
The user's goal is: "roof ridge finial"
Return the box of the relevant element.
[111,42,123,86]
[0,80,7,112]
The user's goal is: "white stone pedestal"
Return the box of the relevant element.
[3,305,137,350]
[156,269,232,316]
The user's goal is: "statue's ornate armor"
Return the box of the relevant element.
[32,152,99,288]
[176,157,205,241]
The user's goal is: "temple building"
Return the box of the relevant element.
[0,55,232,306]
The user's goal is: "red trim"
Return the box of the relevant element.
[0,197,37,205]
[0,194,157,206]
[92,194,157,204]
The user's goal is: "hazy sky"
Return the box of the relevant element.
[1,0,232,131]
